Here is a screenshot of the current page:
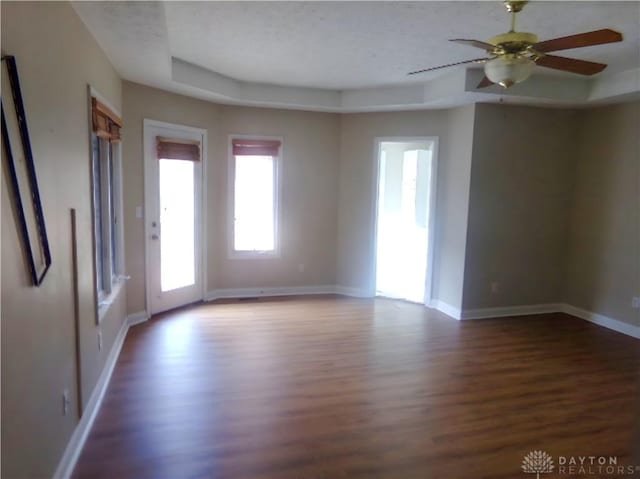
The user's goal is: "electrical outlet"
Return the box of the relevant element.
[298,263,305,273]
[632,297,640,309]
[98,331,103,351]
[62,389,70,416]
[490,281,499,294]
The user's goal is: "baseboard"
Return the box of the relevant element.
[206,285,337,302]
[461,303,564,320]
[205,285,375,301]
[52,317,131,479]
[430,299,462,320]
[560,304,640,339]
[334,285,372,298]
[456,302,638,339]
[126,310,148,326]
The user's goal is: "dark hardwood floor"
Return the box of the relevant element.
[72,296,639,479]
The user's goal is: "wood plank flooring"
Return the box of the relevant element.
[72,296,640,479]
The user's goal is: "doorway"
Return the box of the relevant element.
[144,120,207,315]
[374,138,437,304]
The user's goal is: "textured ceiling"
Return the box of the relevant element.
[165,1,640,89]
[72,1,640,111]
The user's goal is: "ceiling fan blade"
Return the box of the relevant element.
[477,75,494,88]
[450,39,496,51]
[533,29,622,53]
[536,54,607,75]
[408,58,488,76]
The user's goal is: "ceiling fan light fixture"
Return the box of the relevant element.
[484,55,535,88]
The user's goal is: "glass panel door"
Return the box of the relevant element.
[159,159,195,292]
[145,122,203,315]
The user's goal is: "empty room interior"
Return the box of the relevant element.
[2,1,640,478]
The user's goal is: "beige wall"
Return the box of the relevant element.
[462,104,578,309]
[336,106,474,308]
[437,106,475,308]
[124,83,477,311]
[566,101,640,327]
[1,2,123,478]
[123,84,638,325]
[1,6,637,477]
[214,105,340,289]
[122,82,221,314]
[122,82,340,314]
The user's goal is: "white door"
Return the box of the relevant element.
[374,138,438,304]
[144,120,206,315]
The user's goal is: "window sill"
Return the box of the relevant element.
[97,277,127,323]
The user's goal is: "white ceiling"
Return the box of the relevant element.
[72,1,640,112]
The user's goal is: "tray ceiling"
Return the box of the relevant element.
[72,1,640,112]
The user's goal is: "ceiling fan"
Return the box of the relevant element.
[409,0,623,88]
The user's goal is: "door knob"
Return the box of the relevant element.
[151,234,159,240]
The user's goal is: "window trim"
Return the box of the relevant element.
[89,87,126,322]
[227,134,282,260]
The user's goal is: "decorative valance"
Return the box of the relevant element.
[232,139,281,156]
[156,136,200,162]
[91,97,122,142]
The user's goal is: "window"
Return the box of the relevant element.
[156,136,200,291]
[230,137,281,256]
[90,96,123,303]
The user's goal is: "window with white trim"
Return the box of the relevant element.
[90,96,123,301]
[230,137,281,256]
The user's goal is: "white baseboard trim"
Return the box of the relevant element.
[430,299,462,320]
[126,310,148,326]
[334,285,372,298]
[205,285,337,302]
[456,302,638,339]
[461,303,564,320]
[560,304,640,339]
[53,316,132,479]
[205,285,375,301]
